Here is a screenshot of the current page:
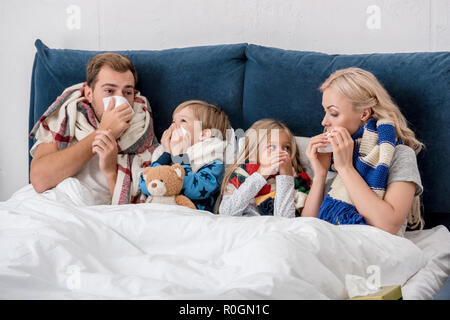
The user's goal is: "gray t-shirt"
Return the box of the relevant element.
[387,144,423,196]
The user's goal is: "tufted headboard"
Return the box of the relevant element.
[29,39,450,227]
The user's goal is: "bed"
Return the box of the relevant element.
[1,40,449,300]
[1,179,449,299]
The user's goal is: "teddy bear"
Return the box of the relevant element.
[141,164,196,209]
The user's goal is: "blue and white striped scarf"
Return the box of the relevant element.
[318,118,401,225]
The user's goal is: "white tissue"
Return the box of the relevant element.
[318,130,333,153]
[180,126,188,137]
[103,96,134,115]
[317,143,333,153]
[345,274,381,298]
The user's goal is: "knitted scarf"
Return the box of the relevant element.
[228,162,311,216]
[150,137,226,173]
[29,82,159,205]
[318,118,401,225]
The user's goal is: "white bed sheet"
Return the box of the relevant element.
[0,178,449,300]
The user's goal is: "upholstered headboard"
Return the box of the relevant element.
[29,39,450,226]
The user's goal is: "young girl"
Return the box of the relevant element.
[218,119,311,217]
[303,67,424,236]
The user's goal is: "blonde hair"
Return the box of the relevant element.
[173,100,231,140]
[320,67,424,230]
[220,119,304,197]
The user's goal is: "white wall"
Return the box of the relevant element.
[0,0,449,200]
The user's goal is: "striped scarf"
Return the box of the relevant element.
[318,118,401,225]
[229,162,311,216]
[29,82,159,205]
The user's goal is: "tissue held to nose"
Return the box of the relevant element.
[103,96,134,115]
[318,129,334,153]
[180,126,188,137]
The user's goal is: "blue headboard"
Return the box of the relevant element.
[29,39,450,226]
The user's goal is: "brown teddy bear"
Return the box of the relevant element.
[142,164,196,209]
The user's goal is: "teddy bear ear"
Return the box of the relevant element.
[174,167,182,178]
[171,164,184,179]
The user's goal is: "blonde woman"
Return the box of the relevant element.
[218,119,311,217]
[303,67,424,236]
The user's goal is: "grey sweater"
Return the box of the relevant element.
[218,173,296,218]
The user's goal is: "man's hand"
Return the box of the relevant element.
[92,129,118,195]
[98,97,133,139]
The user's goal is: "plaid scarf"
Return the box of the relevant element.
[228,162,311,216]
[318,118,401,225]
[29,82,159,204]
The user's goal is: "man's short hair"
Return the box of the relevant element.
[86,52,138,88]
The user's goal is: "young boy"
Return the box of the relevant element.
[140,100,231,211]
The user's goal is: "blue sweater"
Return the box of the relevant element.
[139,152,224,212]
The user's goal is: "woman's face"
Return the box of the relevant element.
[321,87,369,135]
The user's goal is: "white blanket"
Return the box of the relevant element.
[403,226,450,299]
[0,178,431,299]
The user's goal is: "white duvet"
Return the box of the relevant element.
[0,178,446,299]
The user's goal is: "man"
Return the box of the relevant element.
[30,53,158,204]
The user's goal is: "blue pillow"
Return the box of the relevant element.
[243,44,450,213]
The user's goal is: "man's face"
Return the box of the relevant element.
[85,66,135,120]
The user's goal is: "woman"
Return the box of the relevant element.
[301,67,424,236]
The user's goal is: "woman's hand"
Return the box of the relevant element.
[169,124,191,155]
[306,133,331,178]
[328,127,354,173]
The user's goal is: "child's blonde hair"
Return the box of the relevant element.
[173,100,231,140]
[220,119,304,197]
[320,67,424,230]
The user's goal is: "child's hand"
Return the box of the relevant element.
[258,151,289,179]
[278,151,293,176]
[161,124,174,153]
[170,124,191,155]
